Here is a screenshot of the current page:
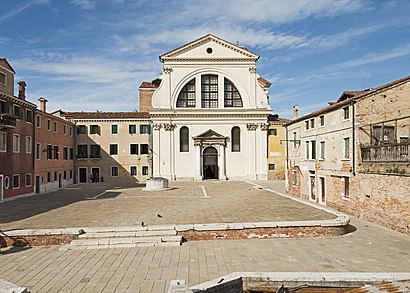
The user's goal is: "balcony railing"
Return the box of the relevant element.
[76,154,88,159]
[90,153,101,159]
[0,113,17,129]
[361,143,409,163]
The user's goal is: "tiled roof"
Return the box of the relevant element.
[139,78,161,89]
[61,111,150,119]
[257,77,272,88]
[286,75,410,126]
[268,114,291,125]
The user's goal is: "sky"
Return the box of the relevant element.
[1,0,410,118]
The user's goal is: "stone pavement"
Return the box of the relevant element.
[0,180,334,230]
[0,217,409,292]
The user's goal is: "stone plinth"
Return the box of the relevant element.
[142,177,172,191]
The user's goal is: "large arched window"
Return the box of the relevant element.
[176,79,196,108]
[180,126,189,152]
[224,78,243,107]
[201,75,218,108]
[231,126,240,152]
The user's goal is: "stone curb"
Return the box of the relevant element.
[0,279,29,293]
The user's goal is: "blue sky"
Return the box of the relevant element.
[1,0,409,118]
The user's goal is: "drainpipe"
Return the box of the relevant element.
[352,100,356,176]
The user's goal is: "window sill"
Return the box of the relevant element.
[341,158,350,161]
[341,196,351,201]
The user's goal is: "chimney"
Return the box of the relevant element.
[18,81,27,100]
[38,97,48,112]
[293,104,299,119]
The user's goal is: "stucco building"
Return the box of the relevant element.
[147,34,272,181]
[285,76,410,234]
[60,111,151,183]
[0,58,36,201]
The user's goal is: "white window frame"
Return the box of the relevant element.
[142,166,149,176]
[319,141,325,160]
[36,143,41,160]
[12,174,20,189]
[26,109,33,124]
[54,121,58,133]
[25,173,32,187]
[319,115,325,127]
[25,136,32,154]
[13,134,20,153]
[342,106,350,120]
[36,115,41,128]
[63,124,67,135]
[130,166,137,176]
[343,137,350,159]
[0,131,6,152]
[111,124,119,135]
[111,166,119,177]
[305,141,310,160]
[342,177,350,199]
[0,71,6,85]
[47,119,51,131]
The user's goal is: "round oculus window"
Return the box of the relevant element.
[206,47,213,54]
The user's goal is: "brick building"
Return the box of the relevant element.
[0,58,36,201]
[34,98,75,193]
[285,76,410,234]
[60,111,151,183]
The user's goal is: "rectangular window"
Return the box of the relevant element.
[268,164,275,170]
[129,125,137,134]
[63,147,68,160]
[305,121,309,130]
[111,166,119,177]
[292,170,298,186]
[305,141,309,160]
[54,145,59,160]
[293,132,297,148]
[36,115,41,128]
[140,144,149,155]
[64,171,67,180]
[319,115,325,126]
[343,177,350,198]
[26,110,33,123]
[70,170,72,179]
[140,125,151,134]
[0,100,8,113]
[0,132,6,152]
[54,121,58,132]
[310,118,315,129]
[201,75,218,108]
[110,144,118,155]
[25,136,32,154]
[320,141,325,160]
[77,144,88,158]
[47,119,51,131]
[343,106,350,120]
[130,166,137,176]
[344,137,350,159]
[13,174,20,189]
[63,125,67,135]
[70,127,73,136]
[77,125,86,134]
[13,134,20,153]
[0,72,5,84]
[130,144,138,155]
[311,140,316,160]
[47,172,51,183]
[54,171,57,181]
[90,145,101,158]
[90,125,100,135]
[14,105,23,120]
[142,166,149,175]
[111,124,118,134]
[47,144,52,159]
[36,143,41,160]
[268,129,277,136]
[25,173,32,187]
[69,147,74,160]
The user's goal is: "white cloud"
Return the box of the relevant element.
[70,0,95,10]
[0,0,48,23]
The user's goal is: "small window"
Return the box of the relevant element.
[292,170,298,186]
[47,172,51,183]
[54,121,58,132]
[70,170,73,179]
[110,144,118,155]
[26,110,33,123]
[25,173,32,187]
[36,143,41,160]
[305,141,309,159]
[130,144,138,155]
[13,174,20,189]
[231,127,240,152]
[111,124,118,134]
[13,134,20,153]
[25,136,32,154]
[293,132,297,148]
[64,171,67,180]
[343,177,350,198]
[268,164,275,170]
[180,127,189,152]
[47,144,53,159]
[0,100,8,113]
[140,125,150,134]
[90,145,101,158]
[54,171,57,181]
[69,147,74,160]
[140,144,149,155]
[320,141,325,160]
[130,166,137,176]
[319,115,325,126]
[311,140,316,160]
[77,125,86,134]
[343,106,350,120]
[343,137,350,159]
[14,105,23,120]
[77,145,87,158]
[90,125,100,135]
[310,118,315,129]
[111,166,119,177]
[63,125,67,135]
[54,145,59,160]
[69,127,73,136]
[63,147,68,160]
[0,72,5,84]
[129,125,137,134]
[142,166,149,176]
[305,121,309,130]
[47,119,51,131]
[36,115,41,128]
[0,132,6,152]
[268,129,277,136]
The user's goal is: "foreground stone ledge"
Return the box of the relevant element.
[0,279,29,293]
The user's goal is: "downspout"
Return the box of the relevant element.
[149,119,153,178]
[352,101,356,176]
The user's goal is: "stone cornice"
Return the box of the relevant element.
[150,112,270,119]
[70,118,150,123]
[162,58,257,63]
[0,93,37,109]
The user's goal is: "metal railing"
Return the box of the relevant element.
[361,143,409,162]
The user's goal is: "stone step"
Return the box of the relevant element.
[60,241,181,250]
[79,229,177,239]
[70,235,182,246]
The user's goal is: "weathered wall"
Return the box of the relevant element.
[267,124,286,180]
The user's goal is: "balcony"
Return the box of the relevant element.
[361,143,409,163]
[0,113,17,129]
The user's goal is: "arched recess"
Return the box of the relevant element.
[203,146,218,179]
[180,126,189,152]
[176,79,196,108]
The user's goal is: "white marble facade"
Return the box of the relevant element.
[150,34,271,180]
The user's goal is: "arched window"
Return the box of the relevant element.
[231,127,240,152]
[224,78,243,107]
[201,75,218,108]
[176,79,196,108]
[180,126,189,152]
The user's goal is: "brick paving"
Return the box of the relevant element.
[0,180,334,230]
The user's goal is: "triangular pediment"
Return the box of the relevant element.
[0,58,16,73]
[160,34,259,62]
[193,129,226,139]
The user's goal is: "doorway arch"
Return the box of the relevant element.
[203,146,218,179]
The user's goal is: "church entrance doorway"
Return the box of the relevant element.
[203,147,218,179]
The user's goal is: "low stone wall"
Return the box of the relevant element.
[0,228,80,247]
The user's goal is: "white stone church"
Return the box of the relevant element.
[146,34,272,181]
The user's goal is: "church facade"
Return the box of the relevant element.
[149,35,272,181]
